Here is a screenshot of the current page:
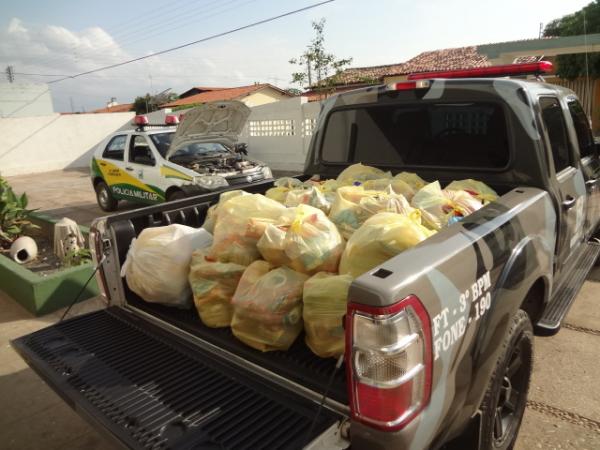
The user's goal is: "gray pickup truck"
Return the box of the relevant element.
[12,63,600,450]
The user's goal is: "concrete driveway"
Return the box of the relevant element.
[1,169,600,448]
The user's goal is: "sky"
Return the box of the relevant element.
[0,0,591,112]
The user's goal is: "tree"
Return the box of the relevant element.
[289,19,352,99]
[133,90,178,114]
[544,1,600,80]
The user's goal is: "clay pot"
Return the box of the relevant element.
[9,236,38,264]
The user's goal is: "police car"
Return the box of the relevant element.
[90,101,272,211]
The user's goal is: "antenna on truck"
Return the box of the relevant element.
[305,354,345,446]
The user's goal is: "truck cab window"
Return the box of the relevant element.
[102,135,126,161]
[567,99,595,159]
[129,135,155,166]
[321,102,509,169]
[540,97,571,172]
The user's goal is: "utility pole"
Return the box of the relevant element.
[5,65,14,83]
[70,97,75,113]
[538,22,543,39]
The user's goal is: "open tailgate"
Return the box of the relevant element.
[11,307,344,450]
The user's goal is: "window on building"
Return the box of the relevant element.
[540,97,571,172]
[102,135,127,161]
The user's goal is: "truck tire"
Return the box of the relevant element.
[479,309,533,450]
[95,181,118,212]
[167,189,187,202]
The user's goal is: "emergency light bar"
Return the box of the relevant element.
[407,61,553,80]
[133,114,180,130]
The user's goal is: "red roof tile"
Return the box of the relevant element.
[321,46,491,86]
[161,84,291,108]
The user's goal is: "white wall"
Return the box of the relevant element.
[240,97,322,172]
[0,82,54,118]
[0,112,134,176]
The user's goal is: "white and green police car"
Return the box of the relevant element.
[90,101,272,211]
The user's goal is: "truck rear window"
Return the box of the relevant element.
[321,103,510,169]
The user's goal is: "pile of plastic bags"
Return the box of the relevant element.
[122,224,213,307]
[231,261,308,351]
[173,163,499,357]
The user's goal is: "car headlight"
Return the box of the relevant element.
[262,166,273,179]
[193,175,229,189]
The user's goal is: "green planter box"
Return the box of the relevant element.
[0,213,99,316]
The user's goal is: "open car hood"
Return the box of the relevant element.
[167,101,251,159]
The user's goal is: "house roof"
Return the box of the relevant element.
[161,83,291,108]
[92,103,134,113]
[327,46,492,86]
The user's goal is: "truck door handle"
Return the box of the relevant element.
[585,178,597,187]
[562,195,576,210]
[125,167,133,171]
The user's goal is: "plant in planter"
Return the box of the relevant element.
[0,176,38,248]
[63,248,93,267]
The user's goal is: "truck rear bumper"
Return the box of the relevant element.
[11,307,345,450]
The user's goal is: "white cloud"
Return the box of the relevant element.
[0,18,296,112]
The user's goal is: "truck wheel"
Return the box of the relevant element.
[95,181,118,212]
[479,309,533,450]
[167,190,186,202]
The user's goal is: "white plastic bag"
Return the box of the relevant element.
[121,224,213,307]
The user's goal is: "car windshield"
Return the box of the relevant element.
[169,142,232,159]
[149,132,175,158]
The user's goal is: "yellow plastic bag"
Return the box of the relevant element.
[209,194,286,265]
[363,178,416,200]
[188,250,246,328]
[445,179,498,203]
[202,190,249,233]
[257,204,344,274]
[411,181,457,230]
[329,186,419,239]
[231,262,309,351]
[284,186,332,214]
[394,172,427,190]
[265,177,303,204]
[339,212,434,278]
[336,163,391,186]
[444,189,484,217]
[303,273,353,358]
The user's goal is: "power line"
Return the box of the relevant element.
[46,0,334,84]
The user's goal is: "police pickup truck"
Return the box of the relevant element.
[91,101,273,211]
[12,62,600,450]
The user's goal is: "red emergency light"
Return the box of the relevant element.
[407,61,553,80]
[134,115,149,125]
[165,114,179,125]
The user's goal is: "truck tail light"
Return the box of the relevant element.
[346,295,432,431]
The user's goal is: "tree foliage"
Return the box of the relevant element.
[289,19,352,98]
[133,91,178,114]
[544,0,600,80]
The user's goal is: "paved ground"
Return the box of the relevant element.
[1,169,600,448]
[4,168,297,227]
